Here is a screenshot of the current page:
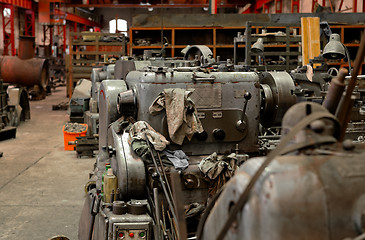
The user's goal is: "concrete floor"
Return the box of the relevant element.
[0,86,94,240]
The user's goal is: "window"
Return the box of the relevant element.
[3,8,11,18]
[109,19,128,36]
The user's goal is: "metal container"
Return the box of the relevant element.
[0,56,48,88]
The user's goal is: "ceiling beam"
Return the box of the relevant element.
[64,3,245,8]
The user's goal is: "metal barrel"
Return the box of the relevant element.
[0,56,48,88]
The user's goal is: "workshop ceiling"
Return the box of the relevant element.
[64,0,251,8]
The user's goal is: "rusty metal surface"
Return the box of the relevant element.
[0,56,48,88]
[202,144,365,240]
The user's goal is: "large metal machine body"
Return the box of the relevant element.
[97,69,265,196]
[83,68,271,240]
[202,144,365,239]
[124,70,262,155]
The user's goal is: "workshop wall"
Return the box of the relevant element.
[94,7,210,32]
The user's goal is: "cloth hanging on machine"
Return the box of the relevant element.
[128,121,169,151]
[199,152,239,196]
[149,88,204,145]
[163,149,189,171]
[128,121,191,170]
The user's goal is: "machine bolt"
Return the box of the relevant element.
[152,172,159,180]
[310,120,325,133]
[236,120,247,132]
[343,139,355,151]
[184,178,195,188]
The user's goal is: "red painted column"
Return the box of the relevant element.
[63,24,66,53]
[1,4,15,56]
[291,0,300,13]
[50,26,53,45]
[353,0,357,12]
[24,9,35,37]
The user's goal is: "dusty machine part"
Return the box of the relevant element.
[98,80,128,150]
[323,68,347,114]
[0,56,48,88]
[183,45,215,65]
[124,70,261,154]
[201,148,365,240]
[117,89,137,118]
[114,60,136,80]
[74,136,98,158]
[259,71,296,127]
[69,79,92,123]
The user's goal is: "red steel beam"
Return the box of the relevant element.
[56,25,66,52]
[65,3,246,8]
[24,8,35,36]
[1,4,15,56]
[0,0,32,9]
[353,0,357,12]
[253,0,273,11]
[63,24,66,52]
[54,9,101,28]
[291,0,300,12]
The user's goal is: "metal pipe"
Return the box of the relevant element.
[322,68,347,114]
[144,133,179,231]
[0,56,48,88]
[153,188,162,239]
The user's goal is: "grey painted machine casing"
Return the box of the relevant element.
[98,80,127,150]
[125,70,262,155]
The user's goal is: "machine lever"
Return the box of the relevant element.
[241,92,252,121]
[236,92,251,132]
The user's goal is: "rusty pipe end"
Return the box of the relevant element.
[335,68,348,84]
[323,68,348,114]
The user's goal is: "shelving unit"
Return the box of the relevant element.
[67,32,126,97]
[130,27,244,59]
[243,22,301,72]
[129,25,301,69]
[130,24,365,74]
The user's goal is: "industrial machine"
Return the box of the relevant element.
[78,40,365,239]
[197,33,365,240]
[0,80,30,140]
[78,52,343,239]
[199,101,365,240]
[79,60,264,239]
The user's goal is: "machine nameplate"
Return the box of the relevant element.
[188,83,222,108]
